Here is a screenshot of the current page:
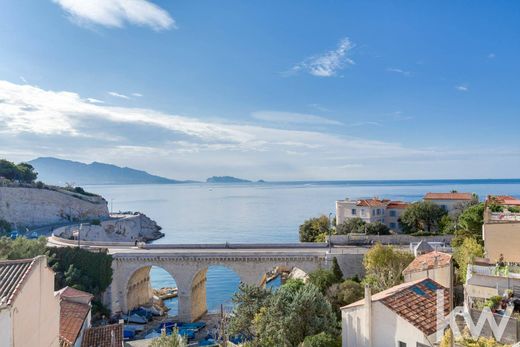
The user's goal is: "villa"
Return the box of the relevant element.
[335,198,409,233]
[423,192,475,213]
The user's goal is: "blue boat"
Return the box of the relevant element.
[10,230,19,240]
[178,329,196,340]
[123,329,135,339]
[198,339,218,346]
[28,231,39,239]
[121,313,147,324]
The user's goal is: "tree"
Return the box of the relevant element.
[150,329,187,347]
[364,222,390,235]
[326,279,364,314]
[439,328,453,347]
[308,268,338,294]
[299,215,330,242]
[0,236,48,260]
[302,332,341,347]
[331,257,343,282]
[0,219,11,236]
[457,203,485,239]
[363,243,414,293]
[228,283,272,339]
[0,159,37,183]
[453,237,484,283]
[400,201,447,233]
[253,283,337,347]
[336,218,365,235]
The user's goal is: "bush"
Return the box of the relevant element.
[308,268,339,294]
[0,219,12,236]
[365,222,390,235]
[336,217,365,234]
[90,219,101,226]
[299,215,331,242]
[302,332,341,347]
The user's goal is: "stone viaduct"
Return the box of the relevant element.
[104,243,367,322]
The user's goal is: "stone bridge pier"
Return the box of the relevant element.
[107,252,329,322]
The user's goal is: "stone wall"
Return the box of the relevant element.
[330,234,453,246]
[0,187,109,227]
[54,213,163,242]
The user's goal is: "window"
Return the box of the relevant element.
[398,342,406,347]
[351,209,356,215]
[376,209,381,215]
[390,222,396,229]
[417,343,429,347]
[361,209,365,216]
[389,210,396,217]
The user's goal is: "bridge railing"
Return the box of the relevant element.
[139,242,329,249]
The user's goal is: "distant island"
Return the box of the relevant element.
[29,157,189,185]
[206,176,252,183]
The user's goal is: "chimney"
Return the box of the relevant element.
[364,285,373,347]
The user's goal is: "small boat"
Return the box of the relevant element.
[123,329,135,340]
[10,230,19,240]
[198,339,218,346]
[122,313,148,324]
[153,287,178,300]
[124,324,145,332]
[178,329,196,340]
[145,331,162,339]
[130,308,152,321]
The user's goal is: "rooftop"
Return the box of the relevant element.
[424,192,473,201]
[403,251,452,275]
[60,300,91,347]
[387,201,409,209]
[343,278,450,336]
[0,257,39,307]
[488,195,520,206]
[57,286,94,305]
[81,323,123,347]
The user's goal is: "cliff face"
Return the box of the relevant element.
[56,213,164,242]
[0,187,109,227]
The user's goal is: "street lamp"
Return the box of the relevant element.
[78,223,82,248]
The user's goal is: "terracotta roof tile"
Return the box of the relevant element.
[424,192,473,201]
[81,323,123,347]
[342,278,450,336]
[488,195,520,206]
[356,198,391,207]
[387,201,409,209]
[0,257,38,307]
[403,251,452,275]
[60,300,91,346]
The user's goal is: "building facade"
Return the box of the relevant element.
[0,256,61,347]
[423,192,475,213]
[336,198,408,233]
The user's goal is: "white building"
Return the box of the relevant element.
[341,278,450,347]
[423,192,475,213]
[336,198,409,233]
[0,256,61,347]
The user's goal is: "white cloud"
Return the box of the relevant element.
[290,37,354,77]
[19,76,28,84]
[488,53,496,59]
[132,93,143,97]
[386,68,411,76]
[108,91,130,99]
[251,111,342,126]
[455,85,469,92]
[53,0,175,31]
[1,80,509,180]
[86,97,104,104]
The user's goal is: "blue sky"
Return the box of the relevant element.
[0,1,519,180]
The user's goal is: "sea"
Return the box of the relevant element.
[85,179,520,315]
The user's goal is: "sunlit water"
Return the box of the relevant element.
[85,180,520,314]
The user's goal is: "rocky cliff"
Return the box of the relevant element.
[0,186,109,227]
[55,213,164,242]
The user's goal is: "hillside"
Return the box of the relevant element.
[29,157,183,185]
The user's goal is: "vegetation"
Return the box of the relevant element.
[253,283,337,347]
[364,221,390,235]
[299,215,331,242]
[331,257,343,282]
[228,283,272,340]
[452,237,484,283]
[229,279,337,346]
[0,159,38,183]
[326,279,364,314]
[308,268,339,294]
[301,332,341,347]
[0,236,49,259]
[362,243,414,293]
[336,217,365,234]
[0,218,12,236]
[439,328,453,347]
[150,328,187,347]
[451,203,486,246]
[400,201,447,233]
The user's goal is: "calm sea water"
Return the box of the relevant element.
[85,180,520,314]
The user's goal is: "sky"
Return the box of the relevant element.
[0,0,519,181]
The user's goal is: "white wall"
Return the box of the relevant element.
[0,309,12,347]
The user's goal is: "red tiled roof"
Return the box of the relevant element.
[58,286,94,304]
[424,192,473,201]
[488,195,520,206]
[387,201,409,209]
[60,300,91,346]
[0,257,38,307]
[357,198,391,207]
[81,323,123,347]
[403,251,452,275]
[343,278,450,336]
